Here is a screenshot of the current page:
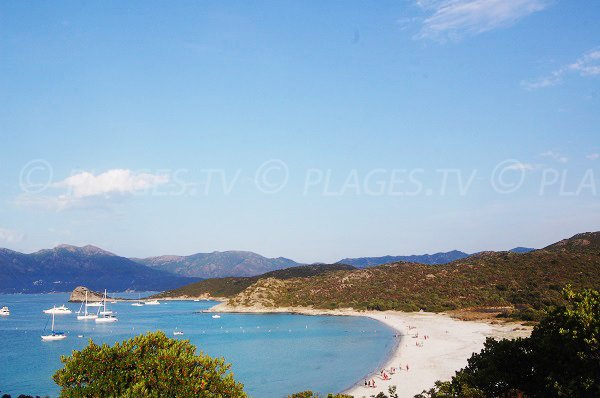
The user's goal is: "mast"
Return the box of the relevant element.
[84,290,88,315]
[51,311,55,333]
[103,289,107,313]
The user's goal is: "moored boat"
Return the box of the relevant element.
[43,305,72,315]
[41,312,67,341]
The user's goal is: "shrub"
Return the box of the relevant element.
[53,331,246,397]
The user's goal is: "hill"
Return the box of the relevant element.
[132,251,301,278]
[154,263,356,299]
[222,232,600,319]
[0,244,198,293]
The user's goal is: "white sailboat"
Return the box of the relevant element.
[77,291,98,320]
[41,312,67,341]
[173,327,184,336]
[0,306,9,316]
[131,293,144,307]
[43,304,72,315]
[95,289,118,323]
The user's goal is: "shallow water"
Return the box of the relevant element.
[0,293,394,397]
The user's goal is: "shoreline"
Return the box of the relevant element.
[209,302,532,398]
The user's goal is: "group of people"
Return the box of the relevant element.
[363,363,411,389]
[364,379,377,388]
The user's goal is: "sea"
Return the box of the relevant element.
[0,293,396,397]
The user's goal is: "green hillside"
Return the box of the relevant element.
[154,263,356,299]
[225,232,600,319]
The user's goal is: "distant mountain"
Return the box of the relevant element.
[0,244,198,293]
[156,263,356,299]
[509,247,535,253]
[338,250,469,267]
[132,251,301,278]
[339,247,536,268]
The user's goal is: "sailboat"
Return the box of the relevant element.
[95,289,118,323]
[131,293,144,307]
[41,312,67,341]
[77,291,98,320]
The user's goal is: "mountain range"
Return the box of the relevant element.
[132,251,300,278]
[337,247,534,267]
[0,243,536,293]
[0,244,197,293]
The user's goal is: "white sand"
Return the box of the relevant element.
[209,303,531,398]
[344,311,530,398]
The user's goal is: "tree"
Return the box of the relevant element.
[527,286,600,397]
[417,287,600,398]
[53,331,247,398]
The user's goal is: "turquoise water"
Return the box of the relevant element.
[0,294,395,397]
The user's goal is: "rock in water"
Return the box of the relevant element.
[69,286,105,303]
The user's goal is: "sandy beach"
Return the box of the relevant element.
[209,302,531,398]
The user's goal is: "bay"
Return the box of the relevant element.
[0,293,395,397]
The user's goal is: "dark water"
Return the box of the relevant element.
[0,293,394,397]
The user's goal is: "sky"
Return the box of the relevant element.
[1,0,599,263]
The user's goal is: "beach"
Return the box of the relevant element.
[209,302,531,398]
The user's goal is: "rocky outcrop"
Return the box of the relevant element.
[69,286,107,303]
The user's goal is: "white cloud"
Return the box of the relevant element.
[415,0,549,41]
[539,150,568,163]
[587,153,600,160]
[0,227,24,244]
[523,48,600,89]
[53,169,169,199]
[16,169,170,211]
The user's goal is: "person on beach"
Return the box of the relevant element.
[364,379,368,387]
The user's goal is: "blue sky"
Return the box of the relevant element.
[1,0,599,262]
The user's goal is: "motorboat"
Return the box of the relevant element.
[212,314,221,319]
[145,299,160,305]
[0,306,9,316]
[43,305,72,315]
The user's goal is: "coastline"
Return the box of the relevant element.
[209,302,532,398]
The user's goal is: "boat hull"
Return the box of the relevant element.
[77,314,98,320]
[41,334,67,341]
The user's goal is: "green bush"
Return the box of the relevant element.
[53,331,246,397]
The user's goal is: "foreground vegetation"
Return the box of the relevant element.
[416,286,600,397]
[52,331,246,397]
